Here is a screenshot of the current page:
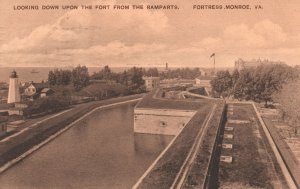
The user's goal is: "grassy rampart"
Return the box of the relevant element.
[136,101,216,189]
[182,101,225,188]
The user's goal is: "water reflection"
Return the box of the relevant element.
[134,133,172,155]
[0,102,173,189]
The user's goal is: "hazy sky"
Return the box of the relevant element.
[0,0,299,68]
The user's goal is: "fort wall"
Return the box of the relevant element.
[134,108,196,135]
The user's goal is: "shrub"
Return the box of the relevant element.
[23,95,71,117]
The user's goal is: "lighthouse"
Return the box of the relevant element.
[7,70,21,103]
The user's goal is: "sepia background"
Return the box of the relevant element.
[0,0,299,68]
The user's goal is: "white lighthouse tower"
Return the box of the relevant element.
[7,70,21,103]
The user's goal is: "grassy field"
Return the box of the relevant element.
[181,101,225,188]
[218,104,288,189]
[136,100,218,189]
[0,94,143,167]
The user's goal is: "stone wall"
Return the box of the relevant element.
[134,108,196,135]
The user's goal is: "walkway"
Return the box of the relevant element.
[258,107,300,188]
[1,109,73,143]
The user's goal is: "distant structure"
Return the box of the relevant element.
[143,76,160,91]
[40,88,55,98]
[195,75,214,96]
[30,69,39,74]
[165,62,168,71]
[7,70,21,104]
[23,82,54,100]
[134,88,199,135]
[195,76,213,88]
[235,58,284,71]
[199,69,207,76]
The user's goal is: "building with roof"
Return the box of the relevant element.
[24,82,47,95]
[143,76,160,91]
[40,88,55,98]
[134,88,214,135]
[234,58,284,72]
[23,82,53,100]
[199,69,207,76]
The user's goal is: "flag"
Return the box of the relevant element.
[210,53,215,58]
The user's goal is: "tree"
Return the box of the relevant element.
[233,69,254,100]
[48,70,56,85]
[90,65,113,80]
[55,69,63,85]
[231,69,240,87]
[102,65,112,80]
[211,70,233,97]
[72,65,90,91]
[118,70,129,85]
[252,64,296,105]
[129,67,144,88]
[61,70,72,85]
[145,68,159,77]
[232,64,296,104]
[48,69,72,85]
[273,78,300,136]
[23,95,71,117]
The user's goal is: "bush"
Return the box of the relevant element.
[23,96,71,117]
[77,83,128,99]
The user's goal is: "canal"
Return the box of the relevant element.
[0,101,173,189]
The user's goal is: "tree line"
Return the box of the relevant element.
[48,66,209,92]
[273,66,300,136]
[90,65,145,91]
[48,65,90,91]
[48,65,146,94]
[91,66,205,80]
[211,64,298,105]
[142,67,207,79]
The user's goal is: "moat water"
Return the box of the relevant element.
[0,102,173,189]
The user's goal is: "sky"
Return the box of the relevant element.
[0,0,300,68]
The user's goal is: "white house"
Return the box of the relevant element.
[40,88,55,98]
[143,76,160,91]
[24,82,54,100]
